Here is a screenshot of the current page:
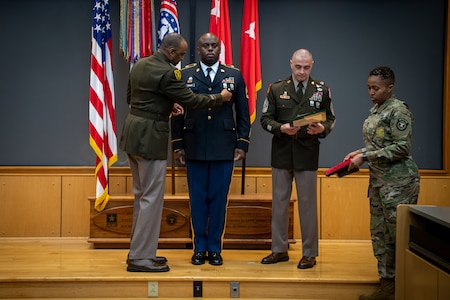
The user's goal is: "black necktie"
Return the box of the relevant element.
[206,67,213,83]
[297,82,304,99]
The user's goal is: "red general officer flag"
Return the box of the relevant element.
[90,0,118,211]
[209,0,232,64]
[240,0,261,124]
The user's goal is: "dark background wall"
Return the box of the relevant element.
[0,0,446,169]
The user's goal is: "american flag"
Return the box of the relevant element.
[157,0,180,48]
[209,0,232,64]
[89,0,117,212]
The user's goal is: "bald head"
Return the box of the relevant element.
[290,49,314,82]
[197,32,220,66]
[291,49,314,62]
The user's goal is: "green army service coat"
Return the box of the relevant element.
[119,52,223,160]
[260,76,336,170]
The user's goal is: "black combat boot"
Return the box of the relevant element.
[359,278,395,300]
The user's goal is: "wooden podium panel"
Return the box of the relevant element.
[88,194,295,249]
[88,194,191,248]
[223,194,296,249]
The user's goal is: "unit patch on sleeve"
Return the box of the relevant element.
[396,118,409,131]
[174,69,181,80]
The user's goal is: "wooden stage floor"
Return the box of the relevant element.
[0,238,379,300]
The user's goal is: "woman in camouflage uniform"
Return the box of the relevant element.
[345,66,420,300]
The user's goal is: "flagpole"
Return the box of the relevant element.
[241,158,246,195]
[189,0,196,63]
[160,0,177,195]
[151,0,157,53]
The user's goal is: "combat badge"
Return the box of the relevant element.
[397,118,409,131]
[280,91,290,99]
[174,69,182,80]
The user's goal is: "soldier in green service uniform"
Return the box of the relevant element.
[345,66,420,300]
[260,49,336,270]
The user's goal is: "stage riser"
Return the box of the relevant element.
[0,239,380,300]
[0,281,377,299]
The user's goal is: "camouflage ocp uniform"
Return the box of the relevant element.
[359,96,420,279]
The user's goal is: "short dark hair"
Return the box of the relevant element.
[369,66,395,85]
[160,33,185,52]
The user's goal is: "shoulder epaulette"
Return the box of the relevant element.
[311,80,325,86]
[274,79,284,84]
[182,63,197,71]
[222,64,240,71]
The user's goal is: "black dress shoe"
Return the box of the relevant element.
[261,252,289,264]
[208,252,223,266]
[127,259,170,272]
[297,256,316,269]
[152,256,168,264]
[191,252,207,265]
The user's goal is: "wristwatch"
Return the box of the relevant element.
[361,152,368,162]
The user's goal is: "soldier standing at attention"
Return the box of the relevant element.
[345,66,420,300]
[260,49,335,269]
[171,33,250,266]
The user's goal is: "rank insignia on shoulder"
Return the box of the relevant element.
[174,69,181,80]
[223,64,239,70]
[182,63,196,71]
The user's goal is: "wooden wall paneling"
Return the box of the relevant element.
[320,176,370,240]
[61,176,95,237]
[0,176,61,237]
[125,174,176,194]
[1,169,450,239]
[417,177,450,206]
[62,175,126,237]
